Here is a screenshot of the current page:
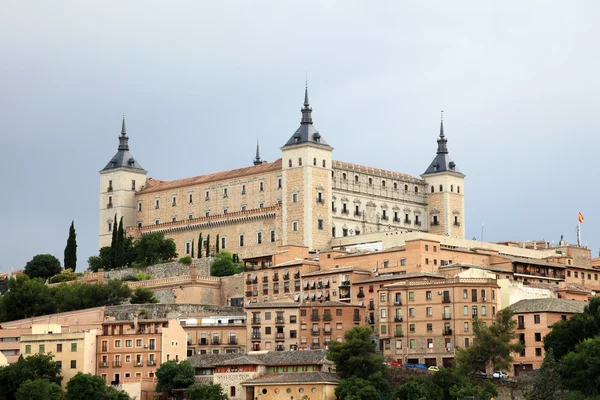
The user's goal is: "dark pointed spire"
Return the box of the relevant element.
[253,139,262,165]
[421,111,463,176]
[118,115,129,151]
[436,110,448,154]
[301,84,313,124]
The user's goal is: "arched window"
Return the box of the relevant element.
[431,186,434,193]
[299,158,303,166]
[439,185,443,192]
[457,186,461,194]
[313,158,317,166]
[404,184,408,191]
[393,182,398,190]
[342,173,347,180]
[288,159,292,168]
[322,160,326,168]
[382,180,386,188]
[451,185,454,192]
[414,186,419,193]
[368,178,373,186]
[355,175,359,183]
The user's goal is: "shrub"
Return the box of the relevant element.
[179,256,192,265]
[121,274,139,282]
[49,268,78,284]
[136,272,152,280]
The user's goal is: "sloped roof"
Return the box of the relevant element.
[494,256,568,269]
[282,88,331,149]
[302,266,370,277]
[188,350,332,369]
[242,371,340,385]
[510,298,587,314]
[259,349,332,365]
[101,117,146,173]
[212,355,264,366]
[422,121,463,177]
[359,272,446,284]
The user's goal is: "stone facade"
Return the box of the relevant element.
[103,259,210,281]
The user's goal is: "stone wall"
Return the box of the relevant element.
[105,303,244,321]
[103,259,211,281]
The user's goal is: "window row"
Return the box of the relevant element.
[24,342,78,354]
[106,179,136,192]
[288,158,327,168]
[100,338,156,350]
[337,173,421,193]
[430,184,461,193]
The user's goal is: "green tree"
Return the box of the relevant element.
[186,384,227,400]
[528,348,564,400]
[198,233,203,259]
[0,275,55,322]
[191,239,195,258]
[24,254,62,280]
[155,360,195,396]
[66,372,127,400]
[456,308,523,373]
[134,232,177,265]
[110,215,118,269]
[327,326,389,394]
[335,377,380,400]
[395,379,443,400]
[16,379,64,400]
[215,234,220,254]
[544,297,600,360]
[64,221,77,272]
[49,268,78,284]
[559,337,600,396]
[210,251,241,277]
[205,234,211,257]
[0,353,62,400]
[51,280,131,313]
[115,217,125,268]
[130,287,159,304]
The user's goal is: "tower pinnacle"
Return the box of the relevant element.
[118,115,129,151]
[253,139,262,165]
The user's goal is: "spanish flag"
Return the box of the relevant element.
[578,212,584,223]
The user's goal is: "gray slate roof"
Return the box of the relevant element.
[242,371,340,385]
[282,88,331,149]
[510,298,587,314]
[188,349,331,369]
[101,118,145,172]
[422,121,463,176]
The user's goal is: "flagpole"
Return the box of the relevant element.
[578,221,582,248]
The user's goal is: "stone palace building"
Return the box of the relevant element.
[99,88,465,258]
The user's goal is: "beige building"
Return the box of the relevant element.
[96,315,187,388]
[20,324,98,387]
[181,314,247,356]
[99,89,466,259]
[510,298,586,376]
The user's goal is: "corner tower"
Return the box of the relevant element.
[421,115,465,238]
[281,86,333,250]
[98,117,147,249]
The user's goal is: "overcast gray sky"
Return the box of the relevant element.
[1,1,599,272]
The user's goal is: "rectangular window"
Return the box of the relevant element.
[464,306,468,316]
[536,348,542,357]
[259,182,264,192]
[70,343,77,352]
[482,306,487,316]
[463,289,468,299]
[409,324,415,332]
[409,339,415,349]
[138,202,142,212]
[535,332,542,342]
[230,387,236,397]
[39,344,45,353]
[409,308,415,317]
[278,178,282,189]
[426,290,432,299]
[427,323,432,331]
[188,193,193,203]
[70,360,76,369]
[400,258,406,266]
[464,322,469,332]
[292,193,298,203]
[318,219,323,230]
[381,309,387,319]
[292,222,298,232]
[534,315,541,324]
[56,343,63,352]
[257,232,262,244]
[25,345,31,354]
[239,235,244,247]
[426,307,432,316]
[172,196,176,206]
[205,190,210,199]
[115,340,121,348]
[408,291,414,301]
[270,230,275,242]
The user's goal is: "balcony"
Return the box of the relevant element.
[251,317,261,325]
[134,362,144,367]
[442,314,452,320]
[228,338,238,345]
[339,280,350,287]
[273,276,279,282]
[251,334,261,340]
[311,342,321,349]
[518,323,525,329]
[212,339,220,345]
[394,317,403,322]
[275,333,285,340]
[339,294,351,300]
[443,329,453,336]
[381,215,388,221]
[316,198,324,204]
[245,291,253,297]
[107,202,113,209]
[354,211,362,217]
[341,209,349,215]
[404,219,411,224]
[367,319,374,324]
[414,221,422,226]
[311,315,320,321]
[246,278,258,284]
[324,295,331,301]
[442,298,451,303]
[199,338,208,345]
[393,218,401,223]
[354,314,361,322]
[294,273,301,279]
[368,304,375,311]
[394,300,402,306]
[112,361,122,368]
[147,360,156,366]
[323,328,332,335]
[262,290,269,295]
[262,277,269,283]
[311,329,320,336]
[395,331,404,338]
[432,221,440,226]
[99,361,109,368]
[275,317,285,324]
[283,274,289,280]
[332,207,337,213]
[273,289,279,294]
[323,315,332,321]
[357,290,365,298]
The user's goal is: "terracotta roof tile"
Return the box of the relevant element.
[510,298,587,314]
[242,371,340,385]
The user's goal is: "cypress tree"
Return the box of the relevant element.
[64,221,77,271]
[191,239,195,258]
[216,234,220,254]
[206,234,211,258]
[110,214,118,269]
[198,233,203,258]
[116,217,124,267]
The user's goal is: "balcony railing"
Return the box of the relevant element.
[442,314,452,320]
[323,315,332,321]
[518,323,525,329]
[311,343,321,349]
[339,294,351,300]
[107,203,113,209]
[263,277,269,283]
[393,218,401,223]
[354,211,361,217]
[311,315,320,321]
[294,273,301,279]
[394,300,402,306]
[199,339,208,345]
[443,329,453,336]
[112,361,122,368]
[275,317,285,324]
[275,333,285,340]
[332,207,337,212]
[273,276,279,282]
[251,317,261,325]
[147,360,156,366]
[323,329,332,335]
[339,280,350,287]
[394,317,403,322]
[134,362,144,367]
[442,298,451,303]
[251,334,261,340]
[368,304,375,310]
[404,219,411,224]
[354,314,361,321]
[283,274,289,280]
[107,186,113,192]
[341,209,349,215]
[212,339,220,345]
[414,220,421,226]
[432,221,440,226]
[99,361,109,368]
[381,215,388,221]
[454,222,461,226]
[228,338,238,345]
[395,331,404,338]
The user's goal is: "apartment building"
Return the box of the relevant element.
[301,266,371,303]
[20,324,97,387]
[181,315,247,356]
[96,316,186,385]
[374,276,499,367]
[510,298,586,375]
[246,301,364,352]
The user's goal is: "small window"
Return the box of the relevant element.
[414,186,419,193]
[457,186,460,194]
[298,158,303,166]
[70,360,76,369]
[292,193,298,203]
[138,202,142,212]
[322,160,326,167]
[270,230,276,242]
[239,234,244,247]
[355,175,359,182]
[382,180,386,188]
[289,159,292,167]
[342,173,347,180]
[257,232,263,244]
[534,315,540,324]
[431,186,434,193]
[318,219,323,230]
[313,157,317,166]
[439,185,443,192]
[292,222,298,232]
[368,177,373,185]
[278,178,282,189]
[70,343,77,352]
[223,188,228,197]
[56,343,63,352]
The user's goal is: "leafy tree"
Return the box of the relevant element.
[395,379,443,400]
[327,326,389,394]
[130,287,159,304]
[335,377,380,400]
[66,372,128,400]
[24,254,62,280]
[186,384,227,400]
[544,297,600,360]
[198,233,203,259]
[215,234,220,254]
[16,379,64,400]
[210,251,242,277]
[191,239,194,258]
[0,353,62,400]
[456,308,523,373]
[64,221,77,272]
[559,337,600,396]
[528,348,564,400]
[134,232,177,265]
[0,275,55,322]
[49,268,78,284]
[51,280,131,313]
[205,234,211,257]
[155,360,195,396]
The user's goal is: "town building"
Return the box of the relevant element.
[99,88,466,259]
[245,301,364,352]
[96,315,187,387]
[510,298,586,375]
[180,314,247,356]
[19,324,98,387]
[188,349,337,400]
